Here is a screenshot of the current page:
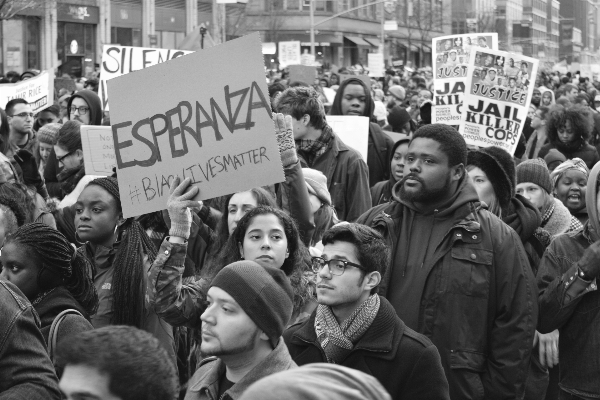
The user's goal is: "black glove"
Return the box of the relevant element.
[14,149,49,199]
[578,241,600,280]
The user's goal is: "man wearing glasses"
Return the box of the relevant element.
[284,223,450,400]
[5,98,38,162]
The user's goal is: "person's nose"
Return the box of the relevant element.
[318,263,332,279]
[79,209,91,221]
[233,209,244,224]
[260,236,271,249]
[200,305,216,325]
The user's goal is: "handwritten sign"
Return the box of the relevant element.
[0,70,54,113]
[107,33,285,218]
[288,65,317,85]
[99,45,193,110]
[80,125,115,176]
[326,116,369,162]
[432,33,498,126]
[278,41,301,68]
[458,49,539,155]
[368,53,384,78]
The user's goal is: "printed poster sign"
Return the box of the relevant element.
[107,33,285,218]
[432,33,498,125]
[278,41,301,68]
[458,49,539,155]
[0,70,54,113]
[326,116,369,162]
[80,125,116,176]
[99,45,193,110]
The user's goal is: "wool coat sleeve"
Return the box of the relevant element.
[401,344,450,400]
[481,228,538,400]
[149,239,208,329]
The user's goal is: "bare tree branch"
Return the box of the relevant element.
[0,0,44,20]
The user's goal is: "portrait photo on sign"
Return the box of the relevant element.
[434,34,496,77]
[470,51,534,105]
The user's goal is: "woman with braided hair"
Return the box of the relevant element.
[0,222,96,346]
[74,175,198,368]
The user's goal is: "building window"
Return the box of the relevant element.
[25,18,40,70]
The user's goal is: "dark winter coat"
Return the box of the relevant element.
[538,141,600,170]
[284,297,450,400]
[330,77,395,187]
[356,180,538,400]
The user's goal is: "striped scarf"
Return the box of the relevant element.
[296,125,334,167]
[314,294,380,364]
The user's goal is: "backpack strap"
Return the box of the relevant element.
[48,309,84,364]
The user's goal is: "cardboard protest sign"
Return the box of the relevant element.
[107,32,285,218]
[339,74,371,89]
[0,70,54,113]
[432,33,498,125]
[81,125,116,176]
[326,116,369,162]
[99,45,193,110]
[368,53,384,78]
[288,65,317,85]
[278,41,301,68]
[458,49,539,155]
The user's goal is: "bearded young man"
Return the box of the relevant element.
[357,124,538,400]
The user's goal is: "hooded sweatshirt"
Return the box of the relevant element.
[388,176,480,329]
[330,78,395,186]
[67,90,103,126]
[370,138,409,206]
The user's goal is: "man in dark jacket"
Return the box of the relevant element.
[536,161,600,399]
[0,280,61,399]
[275,86,371,221]
[284,223,450,400]
[329,78,395,187]
[45,89,103,198]
[357,124,538,400]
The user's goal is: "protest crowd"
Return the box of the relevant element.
[1,33,600,400]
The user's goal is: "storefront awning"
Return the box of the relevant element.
[345,36,373,48]
[422,44,432,53]
[364,38,381,47]
[410,44,420,52]
[278,33,342,46]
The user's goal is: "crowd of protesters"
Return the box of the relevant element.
[0,62,599,400]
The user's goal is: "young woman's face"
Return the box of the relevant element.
[467,167,496,208]
[555,169,587,213]
[39,142,53,162]
[228,191,258,235]
[390,142,409,182]
[75,185,122,247]
[542,92,552,106]
[239,213,288,270]
[0,242,41,298]
[557,120,576,144]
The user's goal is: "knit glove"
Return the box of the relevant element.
[274,113,298,168]
[166,177,200,240]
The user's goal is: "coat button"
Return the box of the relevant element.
[456,233,462,237]
[164,250,170,255]
[472,235,477,239]
[470,254,476,260]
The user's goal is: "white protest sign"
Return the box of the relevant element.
[326,116,369,162]
[80,125,116,176]
[107,33,285,218]
[368,53,384,78]
[458,49,539,155]
[432,33,498,126]
[278,41,301,68]
[99,45,193,110]
[0,70,54,113]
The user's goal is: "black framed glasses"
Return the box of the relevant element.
[56,151,74,164]
[69,106,89,115]
[311,256,365,276]
[11,112,34,118]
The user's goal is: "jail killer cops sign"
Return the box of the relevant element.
[432,33,498,126]
[107,33,285,218]
[458,49,539,155]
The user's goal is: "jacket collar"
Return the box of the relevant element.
[188,339,296,399]
[291,297,402,360]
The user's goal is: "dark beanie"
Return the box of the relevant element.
[211,261,294,348]
[516,158,552,194]
[467,146,515,211]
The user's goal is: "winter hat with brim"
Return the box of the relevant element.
[387,85,405,101]
[303,168,332,206]
[467,146,516,211]
[210,261,294,348]
[516,158,553,194]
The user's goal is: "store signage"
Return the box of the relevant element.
[58,4,99,24]
[70,40,78,55]
[68,6,90,20]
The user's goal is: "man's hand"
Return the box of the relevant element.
[578,241,600,279]
[534,329,559,368]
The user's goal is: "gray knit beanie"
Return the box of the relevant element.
[516,158,553,194]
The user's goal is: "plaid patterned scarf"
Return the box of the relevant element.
[296,125,334,167]
[314,294,380,364]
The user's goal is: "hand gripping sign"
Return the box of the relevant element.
[107,33,285,218]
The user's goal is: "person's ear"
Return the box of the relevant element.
[259,331,269,342]
[452,163,465,181]
[238,242,244,259]
[302,114,311,127]
[117,212,126,227]
[363,271,381,292]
